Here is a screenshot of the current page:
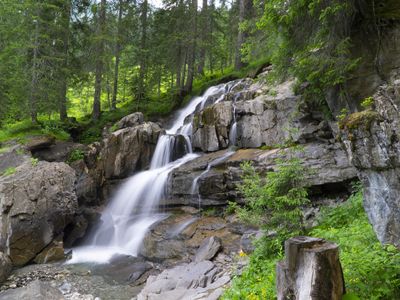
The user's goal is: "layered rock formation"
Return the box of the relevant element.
[340,78,400,247]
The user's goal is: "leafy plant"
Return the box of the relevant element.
[235,156,310,255]
[360,96,374,110]
[67,149,85,164]
[30,157,39,167]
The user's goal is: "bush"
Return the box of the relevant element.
[236,156,310,254]
[67,149,85,164]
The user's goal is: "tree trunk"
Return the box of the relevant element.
[197,0,208,75]
[234,0,252,71]
[276,236,345,300]
[112,0,124,110]
[184,0,197,94]
[136,0,148,103]
[59,0,71,121]
[92,0,107,120]
[30,14,40,124]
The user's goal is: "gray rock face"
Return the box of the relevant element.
[0,252,11,283]
[98,122,163,180]
[0,161,77,266]
[0,280,64,300]
[33,141,87,163]
[116,112,144,130]
[137,260,230,300]
[168,143,357,207]
[341,79,400,247]
[194,236,222,262]
[0,144,31,175]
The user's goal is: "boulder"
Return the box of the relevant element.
[25,136,55,152]
[116,112,145,129]
[0,161,77,266]
[33,235,65,264]
[0,280,64,300]
[194,236,222,262]
[0,252,12,283]
[32,141,87,162]
[0,144,31,175]
[98,122,163,180]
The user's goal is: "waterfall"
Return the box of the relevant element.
[69,81,242,264]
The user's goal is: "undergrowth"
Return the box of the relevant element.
[223,187,400,299]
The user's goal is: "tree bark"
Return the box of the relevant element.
[197,0,208,75]
[92,0,107,120]
[136,0,148,103]
[184,0,198,94]
[276,236,345,300]
[30,13,40,124]
[59,0,71,121]
[234,0,252,71]
[112,0,124,110]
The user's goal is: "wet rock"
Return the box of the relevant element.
[0,161,77,266]
[0,252,12,283]
[0,280,64,300]
[99,122,163,180]
[34,236,65,264]
[194,236,222,262]
[25,136,55,152]
[116,112,144,129]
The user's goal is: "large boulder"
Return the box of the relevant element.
[340,78,400,247]
[0,161,77,266]
[116,112,144,130]
[98,122,163,180]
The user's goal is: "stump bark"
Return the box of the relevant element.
[276,236,345,300]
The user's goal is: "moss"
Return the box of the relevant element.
[339,110,381,131]
[201,107,216,126]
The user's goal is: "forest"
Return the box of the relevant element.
[0,0,400,299]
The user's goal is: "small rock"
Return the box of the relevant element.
[194,236,222,262]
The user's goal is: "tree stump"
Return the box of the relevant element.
[276,236,345,300]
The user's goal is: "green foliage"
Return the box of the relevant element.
[256,0,360,111]
[0,119,70,143]
[224,185,400,299]
[236,156,310,253]
[30,157,39,167]
[67,149,85,164]
[2,167,16,177]
[311,188,400,299]
[337,107,349,122]
[360,96,374,110]
[222,248,281,300]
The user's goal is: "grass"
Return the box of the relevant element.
[2,167,16,176]
[0,119,70,143]
[223,187,400,300]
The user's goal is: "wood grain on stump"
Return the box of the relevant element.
[276,236,345,300]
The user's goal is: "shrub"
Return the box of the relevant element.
[235,155,310,255]
[67,149,85,164]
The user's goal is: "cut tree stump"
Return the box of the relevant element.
[276,236,345,300]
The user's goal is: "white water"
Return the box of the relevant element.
[69,81,243,264]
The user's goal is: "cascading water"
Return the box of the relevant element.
[69,80,244,264]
